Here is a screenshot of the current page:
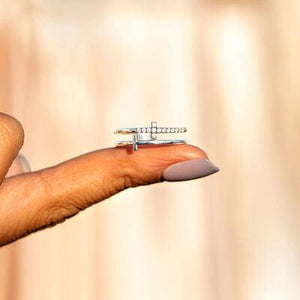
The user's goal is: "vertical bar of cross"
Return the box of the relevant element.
[151,121,157,140]
[133,134,138,151]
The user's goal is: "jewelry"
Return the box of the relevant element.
[114,121,187,151]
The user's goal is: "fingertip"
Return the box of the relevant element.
[112,144,209,167]
[0,113,24,147]
[109,144,210,186]
[179,144,209,160]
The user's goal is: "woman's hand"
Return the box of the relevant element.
[0,113,219,247]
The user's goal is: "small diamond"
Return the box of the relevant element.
[157,128,162,133]
[167,128,171,133]
[162,128,166,133]
[152,128,157,133]
[147,127,151,133]
[137,128,141,133]
[142,128,146,133]
[175,128,179,133]
[152,133,157,139]
[171,128,175,133]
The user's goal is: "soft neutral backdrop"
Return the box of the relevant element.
[0,0,299,299]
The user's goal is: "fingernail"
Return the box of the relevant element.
[162,158,220,182]
[17,154,31,172]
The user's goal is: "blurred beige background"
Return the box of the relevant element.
[0,0,300,299]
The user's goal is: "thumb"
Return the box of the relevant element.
[0,113,24,182]
[0,144,219,245]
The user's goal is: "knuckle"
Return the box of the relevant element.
[119,162,137,189]
[123,173,135,189]
[108,167,136,194]
[37,169,80,226]
[38,169,52,198]
[119,166,142,190]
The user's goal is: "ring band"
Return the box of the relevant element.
[114,127,187,134]
[114,121,187,151]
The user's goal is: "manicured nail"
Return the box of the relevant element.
[162,158,219,182]
[18,154,31,172]
[6,154,31,177]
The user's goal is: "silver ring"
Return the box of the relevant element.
[114,121,187,151]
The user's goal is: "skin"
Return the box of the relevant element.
[0,113,208,247]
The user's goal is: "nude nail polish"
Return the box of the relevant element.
[18,154,31,172]
[162,158,219,182]
[6,154,31,177]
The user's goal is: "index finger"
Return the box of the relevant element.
[0,144,217,246]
